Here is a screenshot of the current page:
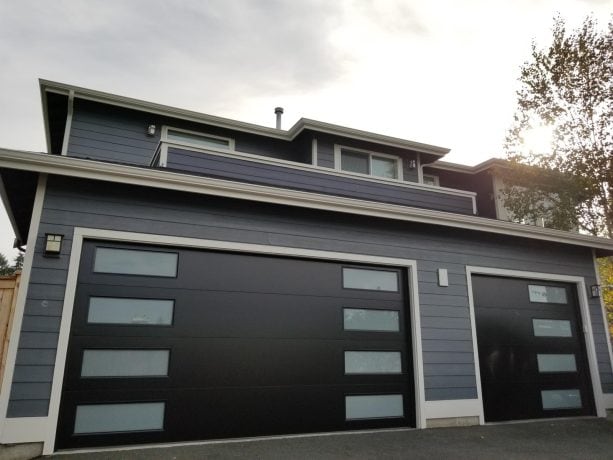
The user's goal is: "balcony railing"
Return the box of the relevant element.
[151,142,477,216]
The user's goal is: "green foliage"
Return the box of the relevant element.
[0,253,12,276]
[597,257,613,335]
[502,15,612,237]
[14,253,23,271]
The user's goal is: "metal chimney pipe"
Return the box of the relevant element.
[275,107,284,129]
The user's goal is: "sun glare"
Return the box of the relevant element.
[522,125,554,154]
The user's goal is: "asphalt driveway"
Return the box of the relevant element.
[51,418,613,460]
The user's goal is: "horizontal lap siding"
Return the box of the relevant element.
[166,148,474,215]
[7,176,611,417]
[67,100,311,165]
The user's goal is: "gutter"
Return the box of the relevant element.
[0,148,612,255]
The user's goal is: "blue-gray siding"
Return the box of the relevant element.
[7,176,612,417]
[165,147,475,215]
[67,99,312,166]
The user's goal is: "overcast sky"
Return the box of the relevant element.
[0,0,611,261]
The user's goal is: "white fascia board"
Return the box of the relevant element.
[0,148,612,254]
[427,158,509,174]
[38,80,449,157]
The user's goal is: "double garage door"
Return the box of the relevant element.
[56,241,414,449]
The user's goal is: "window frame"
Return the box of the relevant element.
[333,144,403,181]
[162,126,235,153]
[422,173,439,186]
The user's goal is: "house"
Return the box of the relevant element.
[0,80,611,455]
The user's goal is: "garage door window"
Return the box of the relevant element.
[345,394,404,420]
[532,319,572,337]
[536,354,577,373]
[74,402,165,434]
[343,308,399,332]
[528,285,567,304]
[342,268,398,292]
[87,297,174,326]
[81,350,170,377]
[344,351,402,374]
[94,248,178,277]
[541,389,582,410]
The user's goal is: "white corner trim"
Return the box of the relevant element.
[43,227,425,453]
[0,149,612,254]
[592,250,613,371]
[466,266,607,420]
[424,399,482,420]
[464,270,485,424]
[0,174,48,442]
[1,417,49,444]
[417,153,423,184]
[60,90,74,156]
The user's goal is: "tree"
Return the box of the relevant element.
[598,257,613,336]
[13,253,23,271]
[0,253,12,275]
[501,15,612,237]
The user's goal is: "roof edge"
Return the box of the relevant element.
[38,79,449,156]
[0,148,611,255]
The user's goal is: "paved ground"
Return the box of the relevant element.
[51,418,613,459]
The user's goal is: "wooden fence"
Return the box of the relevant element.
[0,272,21,386]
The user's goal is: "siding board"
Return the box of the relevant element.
[6,176,611,417]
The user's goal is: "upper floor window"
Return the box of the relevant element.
[423,174,439,186]
[335,146,402,180]
[163,127,234,152]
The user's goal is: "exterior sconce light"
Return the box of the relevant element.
[590,284,601,298]
[408,159,417,170]
[147,124,156,136]
[44,234,63,256]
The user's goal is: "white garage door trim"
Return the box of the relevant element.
[36,227,425,454]
[465,265,606,425]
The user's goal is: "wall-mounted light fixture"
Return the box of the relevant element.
[147,124,156,136]
[407,159,417,170]
[44,234,63,256]
[590,284,601,298]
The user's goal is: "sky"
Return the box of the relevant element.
[0,0,611,261]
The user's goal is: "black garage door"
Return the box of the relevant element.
[56,241,414,449]
[473,275,595,422]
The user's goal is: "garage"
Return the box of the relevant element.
[472,275,595,422]
[55,241,414,449]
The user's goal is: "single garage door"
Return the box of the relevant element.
[472,275,595,422]
[56,241,414,449]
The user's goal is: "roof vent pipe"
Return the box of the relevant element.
[275,107,284,129]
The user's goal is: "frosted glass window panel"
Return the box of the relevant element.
[167,130,230,150]
[341,151,369,174]
[528,285,568,304]
[541,389,582,410]
[345,394,404,420]
[345,351,402,374]
[74,402,165,434]
[343,268,398,292]
[94,248,178,277]
[88,297,174,325]
[81,350,170,377]
[532,319,572,337]
[371,156,397,179]
[537,354,577,373]
[343,308,400,332]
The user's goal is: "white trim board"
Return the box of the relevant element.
[424,399,482,420]
[465,266,607,423]
[40,228,425,454]
[0,174,48,441]
[0,149,611,254]
[60,90,74,156]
